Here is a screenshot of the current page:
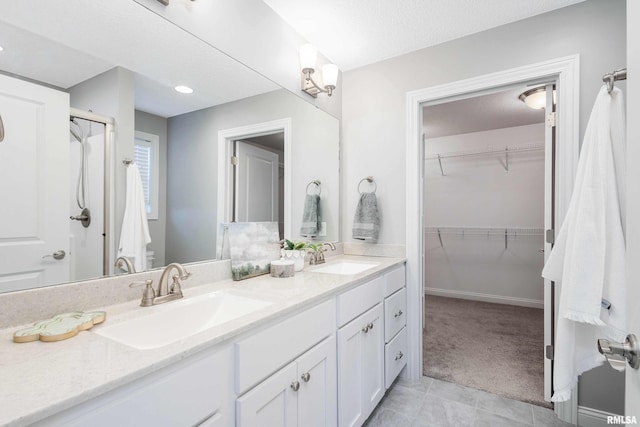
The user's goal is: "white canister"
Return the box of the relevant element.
[270,259,295,278]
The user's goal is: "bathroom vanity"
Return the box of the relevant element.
[0,256,406,427]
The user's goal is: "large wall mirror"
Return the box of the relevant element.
[0,0,339,293]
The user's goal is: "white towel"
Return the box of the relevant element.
[117,164,151,272]
[542,86,626,402]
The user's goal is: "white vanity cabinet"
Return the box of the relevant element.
[383,266,407,389]
[236,336,336,427]
[336,264,406,427]
[32,344,235,427]
[235,299,337,427]
[336,276,385,427]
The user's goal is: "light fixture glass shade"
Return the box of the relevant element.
[322,63,339,88]
[299,44,317,71]
[519,86,556,109]
[174,85,194,94]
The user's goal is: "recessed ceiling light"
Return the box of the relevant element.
[0,45,4,52]
[174,85,193,94]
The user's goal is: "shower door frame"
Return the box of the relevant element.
[405,55,580,422]
[69,108,116,277]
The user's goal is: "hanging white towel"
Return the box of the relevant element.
[542,86,626,402]
[117,163,151,272]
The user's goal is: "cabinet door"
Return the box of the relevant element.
[360,304,385,416]
[337,303,384,427]
[237,362,298,427]
[298,336,337,427]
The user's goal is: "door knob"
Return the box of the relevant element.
[597,334,639,370]
[42,250,66,260]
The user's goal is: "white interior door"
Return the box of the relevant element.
[543,83,556,402]
[626,3,640,415]
[234,141,279,222]
[0,74,70,292]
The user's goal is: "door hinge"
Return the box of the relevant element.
[546,345,554,360]
[546,112,556,128]
[545,229,555,245]
[230,155,238,166]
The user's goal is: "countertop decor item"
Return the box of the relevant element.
[228,222,281,281]
[281,239,308,271]
[270,259,295,278]
[13,311,107,343]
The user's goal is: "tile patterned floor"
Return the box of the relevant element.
[364,377,576,427]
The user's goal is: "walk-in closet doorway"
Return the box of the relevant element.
[421,81,554,407]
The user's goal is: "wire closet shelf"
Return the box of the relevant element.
[424,142,544,176]
[424,226,544,249]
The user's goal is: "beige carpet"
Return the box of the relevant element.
[423,295,551,408]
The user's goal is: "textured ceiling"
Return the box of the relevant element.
[0,0,278,118]
[423,86,545,139]
[263,0,587,70]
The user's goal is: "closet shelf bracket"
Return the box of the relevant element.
[504,148,509,172]
[437,154,445,176]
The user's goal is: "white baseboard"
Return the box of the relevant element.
[578,406,623,427]
[424,287,543,309]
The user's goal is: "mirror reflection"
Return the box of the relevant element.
[0,1,339,293]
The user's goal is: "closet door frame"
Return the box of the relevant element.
[406,55,580,422]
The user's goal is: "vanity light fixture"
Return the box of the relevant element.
[519,86,556,109]
[299,44,339,98]
[174,85,194,94]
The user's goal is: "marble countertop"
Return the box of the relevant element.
[0,255,405,426]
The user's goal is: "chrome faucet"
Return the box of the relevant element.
[309,242,337,265]
[114,256,136,274]
[130,263,190,307]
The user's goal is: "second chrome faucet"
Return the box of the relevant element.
[130,263,191,307]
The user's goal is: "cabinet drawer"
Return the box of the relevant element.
[337,276,384,327]
[384,265,405,297]
[384,288,406,342]
[384,326,407,389]
[235,299,335,394]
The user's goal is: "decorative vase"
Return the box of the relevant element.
[283,249,305,271]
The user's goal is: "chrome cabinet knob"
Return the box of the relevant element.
[42,250,66,260]
[394,310,403,318]
[368,322,374,330]
[395,351,404,361]
[362,325,370,333]
[291,381,300,392]
[301,372,311,383]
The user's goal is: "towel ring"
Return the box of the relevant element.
[306,180,321,196]
[605,74,615,93]
[358,176,376,194]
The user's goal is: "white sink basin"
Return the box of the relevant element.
[312,261,379,275]
[93,292,273,350]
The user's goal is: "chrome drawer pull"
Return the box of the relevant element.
[394,310,403,318]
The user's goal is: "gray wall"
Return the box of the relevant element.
[134,110,168,267]
[341,0,626,414]
[166,89,339,264]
